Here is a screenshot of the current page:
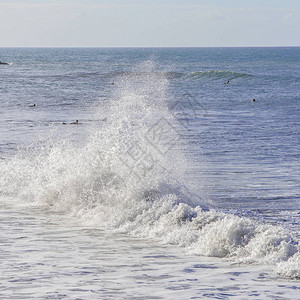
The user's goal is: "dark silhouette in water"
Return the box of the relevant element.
[0,61,9,65]
[28,104,36,107]
[251,98,256,102]
[63,120,80,125]
[224,80,230,84]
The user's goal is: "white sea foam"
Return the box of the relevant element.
[0,61,299,280]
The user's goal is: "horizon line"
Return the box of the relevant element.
[1,45,299,49]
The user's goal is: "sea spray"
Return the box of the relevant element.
[0,60,197,216]
[0,60,299,279]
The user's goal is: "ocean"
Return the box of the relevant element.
[0,47,299,299]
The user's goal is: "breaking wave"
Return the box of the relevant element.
[0,61,298,279]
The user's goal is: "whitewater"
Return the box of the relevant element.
[0,47,299,299]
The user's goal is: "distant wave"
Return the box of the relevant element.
[112,70,252,81]
[24,69,252,83]
[113,70,252,81]
[181,70,252,80]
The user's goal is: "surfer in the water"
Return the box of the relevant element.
[251,98,256,102]
[224,80,230,84]
[62,120,80,125]
[28,104,36,107]
[0,61,9,65]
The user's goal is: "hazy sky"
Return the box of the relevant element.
[0,0,299,47]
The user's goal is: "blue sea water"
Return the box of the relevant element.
[0,47,299,299]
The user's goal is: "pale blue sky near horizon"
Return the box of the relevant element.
[0,0,299,47]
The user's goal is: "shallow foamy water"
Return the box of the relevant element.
[1,206,300,300]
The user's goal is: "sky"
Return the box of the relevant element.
[0,0,299,47]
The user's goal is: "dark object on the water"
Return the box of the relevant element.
[111,82,114,85]
[224,80,230,84]
[0,61,9,65]
[102,117,107,122]
[62,120,80,125]
[251,98,256,102]
[28,104,36,107]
